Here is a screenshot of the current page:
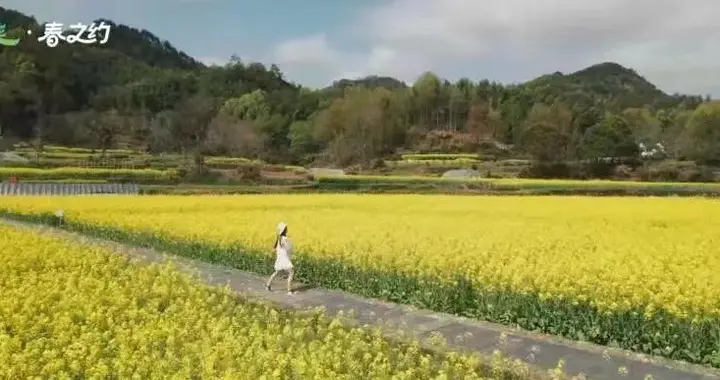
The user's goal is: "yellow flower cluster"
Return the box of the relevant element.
[2,194,719,320]
[0,224,509,379]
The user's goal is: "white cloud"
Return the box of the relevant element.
[274,34,341,67]
[271,0,720,95]
[273,34,387,86]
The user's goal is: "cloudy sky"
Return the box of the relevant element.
[3,0,719,96]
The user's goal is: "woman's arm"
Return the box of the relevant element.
[283,237,293,254]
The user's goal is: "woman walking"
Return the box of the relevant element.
[266,222,295,294]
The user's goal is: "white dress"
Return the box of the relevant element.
[274,236,294,271]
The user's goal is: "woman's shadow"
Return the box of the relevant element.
[293,283,314,293]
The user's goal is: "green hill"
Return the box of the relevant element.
[522,62,703,111]
[0,6,296,139]
[1,6,716,172]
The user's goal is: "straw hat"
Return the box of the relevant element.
[276,222,287,235]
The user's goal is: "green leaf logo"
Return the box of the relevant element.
[0,23,21,47]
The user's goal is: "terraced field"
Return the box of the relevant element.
[1,194,718,367]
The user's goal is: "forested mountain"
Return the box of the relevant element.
[329,76,408,91]
[1,6,718,173]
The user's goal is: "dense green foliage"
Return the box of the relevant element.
[1,6,719,178]
[2,211,718,368]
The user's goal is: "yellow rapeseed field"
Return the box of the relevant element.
[1,195,718,322]
[0,224,511,379]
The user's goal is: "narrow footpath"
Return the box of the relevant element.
[3,219,718,380]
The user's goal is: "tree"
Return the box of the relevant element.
[126,109,152,151]
[221,90,270,120]
[0,50,39,139]
[171,94,219,169]
[660,109,693,158]
[288,120,318,163]
[500,92,533,144]
[580,114,638,161]
[518,103,573,162]
[447,84,465,130]
[61,110,119,156]
[679,101,720,164]
[204,113,265,158]
[256,113,291,162]
[466,102,490,141]
[147,111,176,153]
[86,109,123,157]
[622,107,659,145]
[313,87,406,166]
[466,101,505,143]
[411,72,441,128]
[30,97,47,161]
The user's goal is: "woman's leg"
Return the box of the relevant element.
[266,270,279,290]
[286,268,294,293]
